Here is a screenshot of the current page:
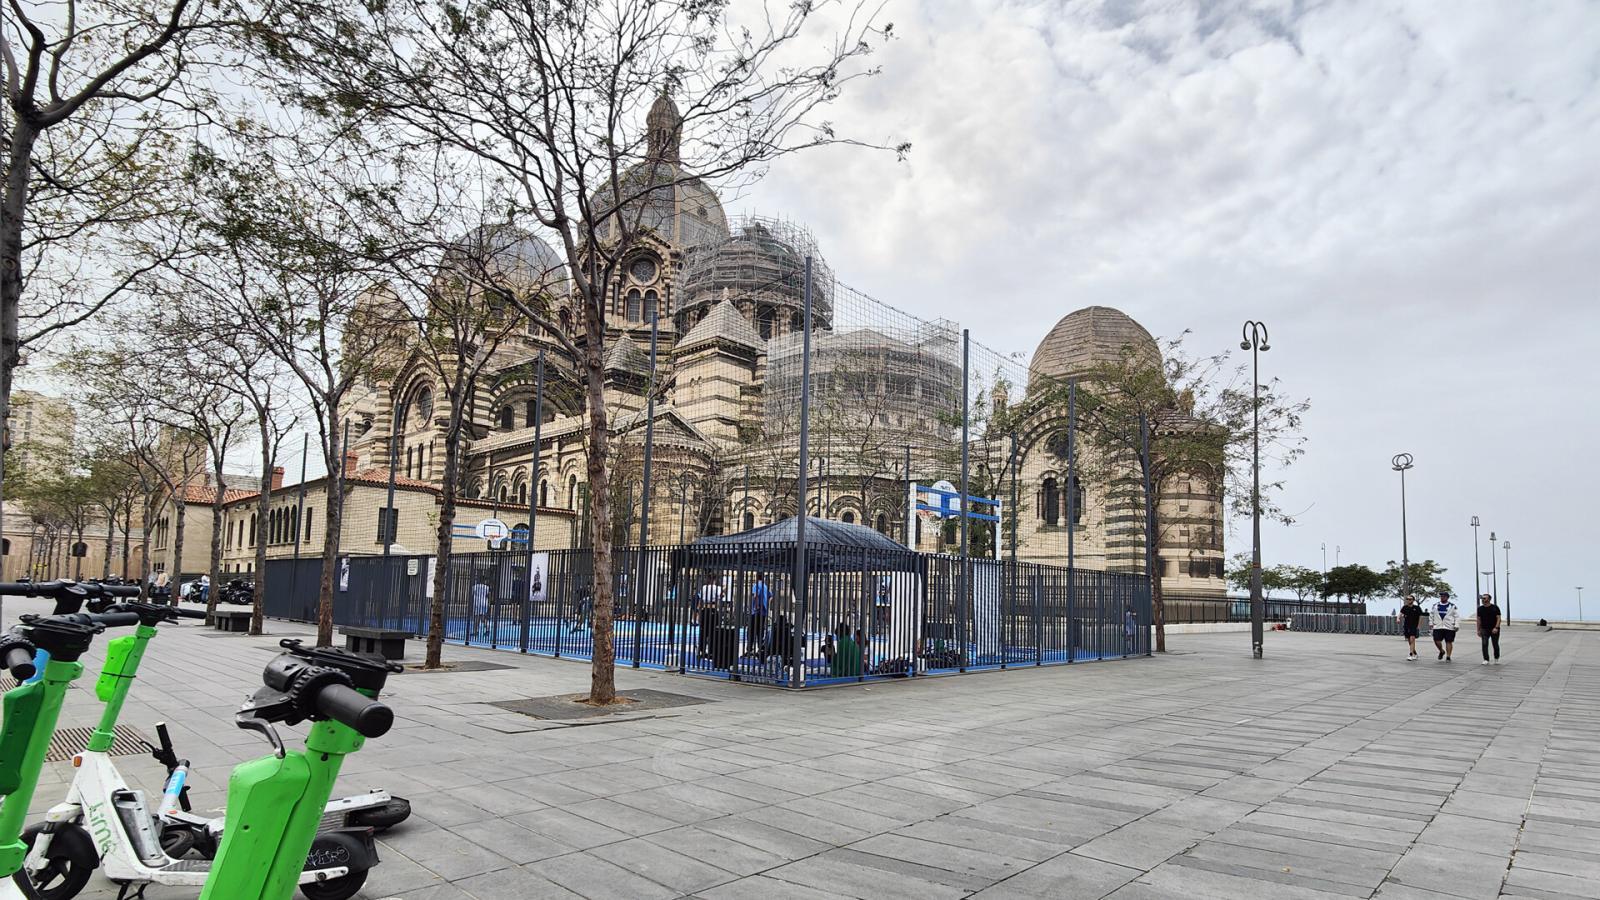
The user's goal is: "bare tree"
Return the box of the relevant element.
[262,0,905,702]
[0,0,236,551]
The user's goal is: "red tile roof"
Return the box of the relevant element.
[345,468,438,491]
[179,484,260,504]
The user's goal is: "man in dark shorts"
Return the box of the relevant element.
[1477,593,1502,665]
[1429,590,1459,662]
[1399,596,1423,660]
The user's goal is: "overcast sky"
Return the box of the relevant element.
[729,0,1600,619]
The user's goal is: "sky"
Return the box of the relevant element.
[725,0,1600,619]
[27,0,1597,619]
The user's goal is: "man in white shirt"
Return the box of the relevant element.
[1429,590,1459,662]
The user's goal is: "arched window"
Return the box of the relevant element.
[414,388,434,423]
[791,311,804,333]
[757,306,775,340]
[841,510,856,524]
[1041,477,1060,526]
[875,513,888,534]
[743,511,755,531]
[248,514,257,545]
[626,289,642,322]
[499,406,515,429]
[525,399,536,427]
[643,290,657,322]
[540,480,549,507]
[1068,475,1085,525]
[517,482,527,505]
[567,475,578,509]
[498,484,508,502]
[304,508,314,540]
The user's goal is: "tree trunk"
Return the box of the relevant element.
[582,302,617,705]
[120,505,131,579]
[206,479,226,617]
[317,476,342,646]
[251,422,273,635]
[1151,563,1167,653]
[172,499,187,600]
[424,400,465,669]
[0,122,40,544]
[101,509,114,579]
[316,426,344,646]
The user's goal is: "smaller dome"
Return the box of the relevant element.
[1029,306,1159,385]
[446,223,570,299]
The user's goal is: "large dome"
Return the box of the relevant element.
[589,164,728,250]
[1028,306,1159,385]
[588,93,729,250]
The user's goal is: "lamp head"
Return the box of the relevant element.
[1490,531,1496,541]
[1502,540,1510,549]
[1471,515,1480,526]
[1261,342,1270,351]
[1239,340,1250,350]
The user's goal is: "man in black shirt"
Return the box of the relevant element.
[1477,593,1502,664]
[1399,596,1423,660]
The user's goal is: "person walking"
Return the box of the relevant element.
[1429,590,1459,662]
[1477,593,1502,665]
[748,573,771,656]
[1399,596,1423,660]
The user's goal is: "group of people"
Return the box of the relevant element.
[1397,590,1503,664]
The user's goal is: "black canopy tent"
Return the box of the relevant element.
[678,516,919,574]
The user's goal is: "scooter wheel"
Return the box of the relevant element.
[298,870,368,900]
[347,796,411,830]
[13,824,96,900]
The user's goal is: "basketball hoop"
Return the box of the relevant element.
[475,517,509,550]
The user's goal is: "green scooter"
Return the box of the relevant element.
[1,602,143,900]
[197,639,397,900]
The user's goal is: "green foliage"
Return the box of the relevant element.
[1380,559,1453,600]
[1321,564,1386,602]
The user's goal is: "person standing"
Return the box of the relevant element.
[1399,596,1423,660]
[748,573,771,656]
[696,571,724,657]
[1477,593,1502,665]
[1123,608,1138,654]
[1429,590,1459,662]
[470,580,491,639]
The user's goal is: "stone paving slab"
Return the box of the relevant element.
[4,595,1597,899]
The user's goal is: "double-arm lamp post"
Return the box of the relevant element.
[1241,320,1270,660]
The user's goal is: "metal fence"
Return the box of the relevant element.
[261,543,1151,687]
[1288,613,1409,636]
[1165,597,1369,625]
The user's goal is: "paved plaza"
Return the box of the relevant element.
[7,596,1599,900]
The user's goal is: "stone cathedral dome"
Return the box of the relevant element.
[1028,306,1159,386]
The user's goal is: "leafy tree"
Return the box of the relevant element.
[1321,564,1385,603]
[1381,559,1452,601]
[1052,335,1309,651]
[1278,565,1325,603]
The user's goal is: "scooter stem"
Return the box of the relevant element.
[86,623,156,752]
[0,658,83,877]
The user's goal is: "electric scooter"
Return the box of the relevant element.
[1,601,144,900]
[15,605,406,900]
[196,639,398,900]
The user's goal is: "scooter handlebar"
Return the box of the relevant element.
[314,684,394,739]
[3,646,36,680]
[92,583,141,598]
[174,608,208,620]
[84,611,143,629]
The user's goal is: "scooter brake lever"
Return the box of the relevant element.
[236,714,286,759]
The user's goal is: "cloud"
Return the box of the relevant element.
[741,0,1600,617]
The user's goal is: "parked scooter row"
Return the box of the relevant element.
[0,580,410,900]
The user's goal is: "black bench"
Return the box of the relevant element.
[213,610,253,632]
[340,626,409,661]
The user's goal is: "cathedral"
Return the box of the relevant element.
[345,94,1226,607]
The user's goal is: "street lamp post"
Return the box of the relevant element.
[1488,531,1498,604]
[1241,320,1270,660]
[1501,540,1511,624]
[1578,586,1584,622]
[1470,516,1481,597]
[1391,453,1413,594]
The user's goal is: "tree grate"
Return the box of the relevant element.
[45,725,149,763]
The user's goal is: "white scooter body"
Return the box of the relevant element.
[20,748,354,890]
